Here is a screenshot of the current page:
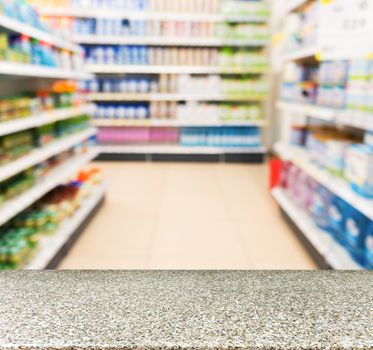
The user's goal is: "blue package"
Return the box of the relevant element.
[365,222,373,269]
[343,206,370,266]
[328,195,348,244]
[310,185,333,230]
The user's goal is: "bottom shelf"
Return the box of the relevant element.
[25,183,106,270]
[272,188,363,270]
[96,145,266,163]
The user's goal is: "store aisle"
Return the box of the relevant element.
[60,162,316,269]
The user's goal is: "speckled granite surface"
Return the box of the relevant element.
[0,271,372,350]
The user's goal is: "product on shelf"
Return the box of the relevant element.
[0,0,49,32]
[0,130,34,164]
[97,126,261,148]
[94,101,264,124]
[0,115,91,166]
[86,74,268,99]
[282,58,373,113]
[0,169,36,205]
[0,84,86,123]
[288,124,373,198]
[283,1,318,53]
[280,160,372,269]
[0,166,102,269]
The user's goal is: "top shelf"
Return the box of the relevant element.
[0,14,82,53]
[39,7,269,23]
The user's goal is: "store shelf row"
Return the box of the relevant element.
[0,62,93,80]
[85,65,267,75]
[88,93,266,102]
[0,104,95,138]
[0,14,81,53]
[98,144,266,155]
[74,35,268,47]
[272,188,362,270]
[277,101,373,131]
[0,149,98,228]
[25,182,106,270]
[40,7,268,23]
[274,142,373,220]
[92,119,267,128]
[0,128,97,184]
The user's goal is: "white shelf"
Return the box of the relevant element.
[274,143,373,220]
[0,14,81,53]
[0,128,96,184]
[277,101,373,131]
[74,35,267,47]
[281,46,318,62]
[0,150,98,228]
[272,188,363,270]
[93,118,267,128]
[98,145,266,155]
[88,93,266,102]
[0,62,93,80]
[25,183,106,270]
[40,7,268,23]
[86,64,266,75]
[0,104,95,138]
[276,101,336,122]
[337,110,373,132]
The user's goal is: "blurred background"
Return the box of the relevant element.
[0,0,371,270]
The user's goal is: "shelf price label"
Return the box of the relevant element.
[318,0,373,60]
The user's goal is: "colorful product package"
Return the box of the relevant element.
[343,206,371,266]
[365,223,373,269]
[328,195,349,244]
[344,144,373,198]
[310,184,334,230]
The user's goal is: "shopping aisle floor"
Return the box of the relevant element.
[60,162,316,269]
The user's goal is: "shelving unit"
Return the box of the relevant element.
[39,7,269,23]
[272,0,372,270]
[0,128,96,184]
[0,6,104,270]
[274,143,373,220]
[272,188,362,270]
[86,65,266,75]
[88,93,266,102]
[48,1,270,163]
[0,62,92,80]
[93,119,267,128]
[74,35,267,47]
[0,150,98,227]
[0,104,95,137]
[98,145,266,162]
[277,101,373,131]
[25,183,106,270]
[0,14,81,53]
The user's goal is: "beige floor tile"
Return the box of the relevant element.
[59,201,156,268]
[158,193,229,219]
[60,161,317,270]
[235,217,316,269]
[148,218,251,269]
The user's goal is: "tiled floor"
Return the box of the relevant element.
[60,161,317,269]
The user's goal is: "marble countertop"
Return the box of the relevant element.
[0,271,372,350]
